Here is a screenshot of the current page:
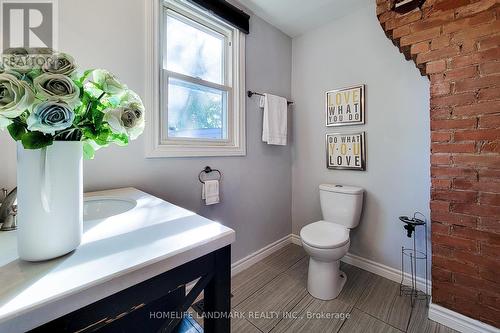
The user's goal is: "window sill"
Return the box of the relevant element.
[145,143,246,158]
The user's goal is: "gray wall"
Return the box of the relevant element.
[291,3,431,274]
[0,0,293,263]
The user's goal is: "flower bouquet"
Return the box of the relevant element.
[0,48,145,158]
[0,48,145,261]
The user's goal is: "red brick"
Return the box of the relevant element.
[432,166,477,178]
[479,168,500,179]
[479,114,500,128]
[454,179,500,193]
[432,143,476,153]
[481,141,500,153]
[431,35,450,50]
[451,21,500,44]
[432,179,452,190]
[426,60,447,74]
[431,131,452,142]
[432,244,454,257]
[432,233,478,251]
[432,210,478,227]
[453,249,500,272]
[443,10,495,34]
[453,101,500,117]
[433,0,471,11]
[417,46,460,64]
[454,272,500,294]
[433,255,478,275]
[432,93,476,107]
[452,203,500,218]
[410,11,454,32]
[478,87,500,101]
[431,81,451,95]
[400,27,441,47]
[392,25,410,39]
[430,107,452,119]
[480,193,500,206]
[431,118,476,130]
[443,66,478,82]
[388,10,422,29]
[481,243,500,258]
[431,153,452,165]
[454,75,500,93]
[410,41,430,55]
[432,190,478,203]
[431,199,451,211]
[478,217,500,234]
[479,61,500,75]
[478,34,500,51]
[432,221,451,234]
[453,154,500,168]
[480,290,500,310]
[450,47,500,68]
[455,0,497,18]
[432,267,452,282]
[454,129,500,141]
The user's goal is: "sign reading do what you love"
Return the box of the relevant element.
[326,132,366,170]
[325,84,366,171]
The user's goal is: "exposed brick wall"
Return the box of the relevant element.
[376,0,500,327]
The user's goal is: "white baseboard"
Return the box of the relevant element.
[231,235,291,276]
[291,234,430,293]
[429,302,500,333]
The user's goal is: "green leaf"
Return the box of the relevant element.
[7,122,26,141]
[79,69,95,84]
[83,141,96,159]
[110,133,129,146]
[21,131,53,149]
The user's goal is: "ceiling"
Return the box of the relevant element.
[237,0,370,37]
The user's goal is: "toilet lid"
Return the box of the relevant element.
[300,221,349,249]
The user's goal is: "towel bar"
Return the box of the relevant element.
[247,90,293,105]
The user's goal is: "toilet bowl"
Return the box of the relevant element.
[300,184,364,300]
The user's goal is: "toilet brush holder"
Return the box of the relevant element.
[399,212,429,307]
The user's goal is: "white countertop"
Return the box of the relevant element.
[0,188,235,333]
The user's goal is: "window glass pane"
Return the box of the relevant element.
[166,13,224,84]
[167,77,227,140]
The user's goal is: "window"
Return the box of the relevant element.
[145,0,245,157]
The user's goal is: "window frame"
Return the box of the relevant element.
[145,0,246,158]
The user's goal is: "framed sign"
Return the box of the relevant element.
[326,84,365,127]
[326,132,366,170]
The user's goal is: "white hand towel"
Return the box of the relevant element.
[262,93,287,146]
[202,180,219,205]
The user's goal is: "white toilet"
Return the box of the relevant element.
[300,184,364,300]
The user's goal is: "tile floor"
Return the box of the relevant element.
[185,244,458,333]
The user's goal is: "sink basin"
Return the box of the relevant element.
[83,197,137,221]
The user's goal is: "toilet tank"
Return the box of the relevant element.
[319,184,364,229]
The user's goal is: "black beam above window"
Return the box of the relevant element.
[187,0,250,34]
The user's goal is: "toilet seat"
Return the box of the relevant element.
[300,221,349,249]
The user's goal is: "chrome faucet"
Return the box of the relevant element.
[0,187,17,231]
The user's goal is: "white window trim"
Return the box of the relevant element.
[145,0,246,158]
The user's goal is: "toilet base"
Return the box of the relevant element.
[307,258,347,300]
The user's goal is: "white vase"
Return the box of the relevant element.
[17,141,83,261]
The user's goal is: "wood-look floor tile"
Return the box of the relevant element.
[407,299,460,333]
[232,316,262,333]
[355,274,413,331]
[232,261,282,307]
[336,263,377,307]
[234,273,308,333]
[271,294,351,333]
[261,244,306,272]
[339,308,404,333]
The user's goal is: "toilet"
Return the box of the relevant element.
[300,184,364,300]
